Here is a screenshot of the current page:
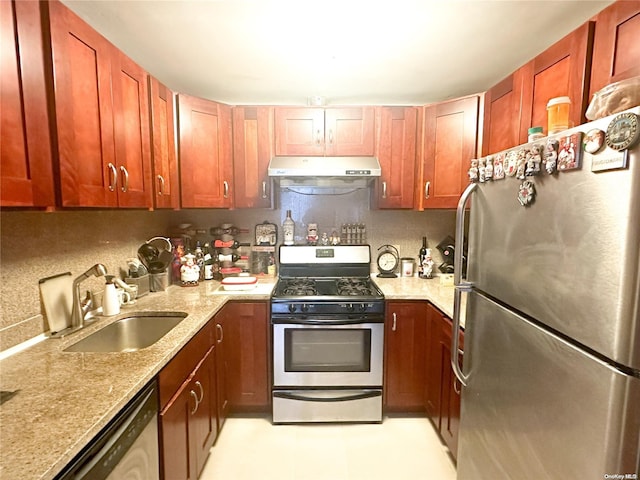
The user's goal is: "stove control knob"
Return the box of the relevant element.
[301,304,309,313]
[346,304,355,312]
[358,303,367,312]
[288,304,297,313]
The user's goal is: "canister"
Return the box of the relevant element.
[400,258,415,277]
[546,96,571,134]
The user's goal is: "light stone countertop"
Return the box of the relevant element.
[0,275,461,480]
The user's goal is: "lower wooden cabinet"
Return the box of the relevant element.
[424,303,445,424]
[384,301,428,411]
[160,346,217,480]
[439,315,464,460]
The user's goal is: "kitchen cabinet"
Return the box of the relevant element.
[159,321,217,480]
[424,303,445,424]
[178,94,233,208]
[481,73,523,156]
[1,0,55,207]
[149,77,180,209]
[213,311,229,431]
[48,0,153,208]
[221,301,270,411]
[439,314,464,460]
[590,1,640,97]
[517,21,594,141]
[232,106,274,208]
[384,301,427,411]
[420,96,479,209]
[374,107,418,209]
[274,107,375,156]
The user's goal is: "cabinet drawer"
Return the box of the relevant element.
[158,321,213,408]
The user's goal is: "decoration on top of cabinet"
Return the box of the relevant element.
[557,132,583,171]
[478,158,487,183]
[605,112,639,151]
[545,139,559,174]
[485,156,494,181]
[468,159,479,183]
[505,151,518,177]
[525,144,543,176]
[517,180,536,207]
[255,221,277,246]
[584,128,605,154]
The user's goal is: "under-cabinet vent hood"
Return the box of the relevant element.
[268,156,381,189]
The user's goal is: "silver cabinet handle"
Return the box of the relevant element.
[382,181,387,199]
[223,181,229,198]
[120,166,129,193]
[425,181,430,199]
[216,323,224,343]
[328,129,333,144]
[157,175,165,195]
[453,377,461,395]
[262,181,268,199]
[195,380,204,403]
[392,312,397,331]
[107,163,117,191]
[190,390,199,414]
[316,129,322,145]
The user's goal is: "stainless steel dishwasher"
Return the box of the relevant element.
[55,380,159,479]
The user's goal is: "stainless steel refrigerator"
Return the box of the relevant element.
[452,107,640,479]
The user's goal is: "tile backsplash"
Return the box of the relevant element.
[0,191,455,350]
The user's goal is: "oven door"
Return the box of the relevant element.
[272,317,384,387]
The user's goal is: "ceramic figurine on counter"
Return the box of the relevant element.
[180,253,199,287]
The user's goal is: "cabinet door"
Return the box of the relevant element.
[214,316,229,431]
[590,1,640,96]
[111,51,152,208]
[232,106,273,208]
[160,380,195,480]
[178,94,233,208]
[324,107,375,156]
[1,0,55,207]
[439,316,464,460]
[518,21,594,141]
[49,0,117,207]
[375,107,417,209]
[384,301,427,411]
[149,77,179,209]
[274,107,325,156]
[424,304,445,425]
[223,302,270,410]
[482,73,523,156]
[421,96,478,209]
[191,346,217,478]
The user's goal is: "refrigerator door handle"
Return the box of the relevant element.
[452,285,469,386]
[454,182,477,287]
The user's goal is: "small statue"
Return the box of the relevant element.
[468,159,479,183]
[493,153,505,180]
[545,139,559,174]
[515,150,527,180]
[180,253,199,287]
[485,156,494,181]
[478,158,486,183]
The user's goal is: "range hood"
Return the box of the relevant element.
[268,156,381,189]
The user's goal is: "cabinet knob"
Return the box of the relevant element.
[120,166,129,193]
[392,312,397,331]
[382,181,388,199]
[262,181,268,199]
[107,163,117,192]
[424,181,430,199]
[223,181,229,198]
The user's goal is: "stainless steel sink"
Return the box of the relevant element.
[64,312,188,353]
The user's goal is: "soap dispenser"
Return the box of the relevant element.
[103,275,120,316]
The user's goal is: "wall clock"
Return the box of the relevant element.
[376,245,399,278]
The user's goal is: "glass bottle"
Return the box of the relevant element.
[283,210,295,245]
[418,237,428,278]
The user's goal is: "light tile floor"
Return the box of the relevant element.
[200,415,457,480]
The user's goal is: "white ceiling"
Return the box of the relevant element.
[61,0,614,106]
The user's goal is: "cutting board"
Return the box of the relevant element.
[39,272,73,334]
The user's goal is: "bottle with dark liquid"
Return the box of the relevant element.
[209,226,249,236]
[418,237,428,278]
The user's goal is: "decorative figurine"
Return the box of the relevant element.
[180,253,200,287]
[505,151,518,177]
[558,132,583,171]
[468,159,479,183]
[518,180,536,207]
[545,139,559,174]
[485,156,494,181]
[493,153,505,180]
[478,158,486,183]
[515,150,527,180]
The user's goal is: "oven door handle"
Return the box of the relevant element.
[272,317,384,325]
[273,390,382,403]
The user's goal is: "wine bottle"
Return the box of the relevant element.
[283,210,295,245]
[203,243,214,280]
[418,237,428,278]
[194,242,205,281]
[213,239,250,249]
[209,226,249,236]
[217,253,249,263]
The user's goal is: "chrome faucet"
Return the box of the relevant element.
[70,264,107,330]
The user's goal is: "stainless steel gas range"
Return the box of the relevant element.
[271,245,385,423]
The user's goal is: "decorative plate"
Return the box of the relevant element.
[605,113,639,151]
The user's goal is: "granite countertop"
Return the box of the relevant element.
[0,275,459,480]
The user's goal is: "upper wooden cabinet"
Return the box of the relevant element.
[149,77,180,209]
[420,96,479,209]
[517,21,595,142]
[232,106,273,208]
[481,73,523,156]
[590,1,640,96]
[274,107,375,156]
[374,106,418,209]
[178,94,233,208]
[48,0,152,208]
[1,0,55,207]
